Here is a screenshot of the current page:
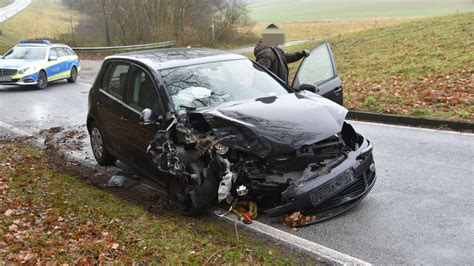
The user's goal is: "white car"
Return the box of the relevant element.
[0,40,81,89]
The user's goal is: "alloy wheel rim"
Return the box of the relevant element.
[71,68,77,80]
[38,72,47,88]
[91,127,104,159]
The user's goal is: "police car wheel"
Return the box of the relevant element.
[35,71,48,90]
[67,67,78,83]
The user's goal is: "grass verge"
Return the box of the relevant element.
[265,13,473,121]
[0,139,305,264]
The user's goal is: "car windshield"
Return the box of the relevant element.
[3,47,47,60]
[159,59,289,115]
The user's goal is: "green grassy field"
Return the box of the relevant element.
[249,0,474,23]
[0,0,83,53]
[0,0,13,8]
[279,12,473,120]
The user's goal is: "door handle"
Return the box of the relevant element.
[334,87,342,96]
[97,101,104,108]
[120,116,129,122]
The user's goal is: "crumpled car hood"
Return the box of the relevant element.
[191,91,348,158]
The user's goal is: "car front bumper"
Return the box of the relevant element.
[265,136,376,216]
[0,73,38,86]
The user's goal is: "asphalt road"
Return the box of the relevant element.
[0,0,31,22]
[0,76,473,264]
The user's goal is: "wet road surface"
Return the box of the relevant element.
[1,75,473,264]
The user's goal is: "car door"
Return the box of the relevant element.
[95,61,131,156]
[55,47,68,77]
[292,42,343,105]
[46,48,62,80]
[121,64,166,183]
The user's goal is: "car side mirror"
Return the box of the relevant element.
[139,108,157,125]
[299,83,320,93]
[49,55,58,61]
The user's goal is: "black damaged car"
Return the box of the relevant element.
[87,44,376,217]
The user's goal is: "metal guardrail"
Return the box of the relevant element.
[72,41,176,53]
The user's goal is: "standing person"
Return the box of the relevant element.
[254,24,309,84]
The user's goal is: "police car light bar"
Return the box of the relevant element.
[19,40,52,45]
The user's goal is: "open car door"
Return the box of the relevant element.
[292,43,343,105]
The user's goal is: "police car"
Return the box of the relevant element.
[0,40,80,89]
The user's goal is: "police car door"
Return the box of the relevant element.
[292,43,343,106]
[47,48,62,80]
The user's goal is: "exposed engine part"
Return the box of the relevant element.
[217,156,237,203]
[236,185,249,196]
[215,143,229,155]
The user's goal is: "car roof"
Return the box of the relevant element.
[15,44,71,48]
[106,48,247,70]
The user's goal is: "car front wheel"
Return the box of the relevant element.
[169,164,218,216]
[35,70,48,90]
[89,121,116,166]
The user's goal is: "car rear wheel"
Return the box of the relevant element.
[35,71,48,90]
[67,66,78,83]
[89,121,116,166]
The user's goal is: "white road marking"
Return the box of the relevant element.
[0,121,32,136]
[215,209,371,265]
[77,82,93,87]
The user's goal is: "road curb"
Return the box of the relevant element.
[213,208,371,265]
[347,110,474,132]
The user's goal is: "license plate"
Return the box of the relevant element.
[0,76,11,82]
[309,169,356,206]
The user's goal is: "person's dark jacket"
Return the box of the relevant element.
[254,41,307,84]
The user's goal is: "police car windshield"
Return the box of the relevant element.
[3,47,47,60]
[159,59,289,115]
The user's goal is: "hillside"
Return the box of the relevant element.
[283,12,473,120]
[249,0,473,23]
[0,0,13,8]
[0,0,83,53]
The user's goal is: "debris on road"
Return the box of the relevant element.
[40,125,87,151]
[283,212,318,228]
[106,173,140,188]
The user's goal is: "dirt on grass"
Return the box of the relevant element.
[0,138,313,264]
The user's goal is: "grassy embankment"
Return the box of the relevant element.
[249,13,473,121]
[0,0,83,53]
[248,0,474,23]
[0,140,304,264]
[0,0,13,8]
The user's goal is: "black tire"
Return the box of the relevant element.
[169,165,218,216]
[35,70,48,90]
[89,121,116,166]
[67,66,78,83]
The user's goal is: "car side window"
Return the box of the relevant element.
[66,48,76,56]
[49,48,58,59]
[295,44,335,87]
[102,63,130,100]
[126,66,164,115]
[56,48,67,57]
